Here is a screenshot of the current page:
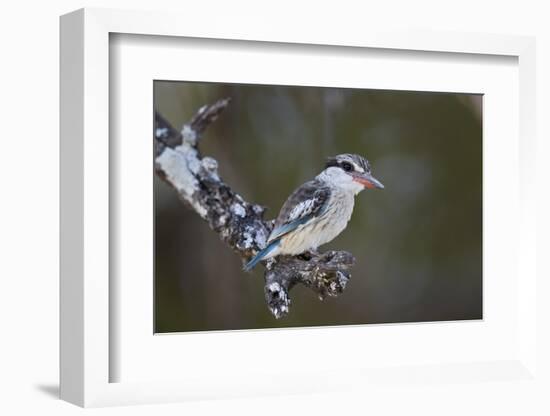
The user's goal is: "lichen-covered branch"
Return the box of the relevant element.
[154,98,356,318]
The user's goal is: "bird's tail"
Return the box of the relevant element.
[243,240,280,271]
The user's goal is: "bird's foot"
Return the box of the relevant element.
[298,249,321,261]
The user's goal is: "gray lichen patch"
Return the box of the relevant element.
[201,157,219,178]
[155,127,169,139]
[265,282,290,319]
[231,203,246,218]
[253,223,268,248]
[181,124,198,145]
[155,147,207,218]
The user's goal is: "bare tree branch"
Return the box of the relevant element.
[154,98,356,318]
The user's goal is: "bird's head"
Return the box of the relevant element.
[320,153,384,194]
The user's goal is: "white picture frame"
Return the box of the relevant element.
[60,8,538,407]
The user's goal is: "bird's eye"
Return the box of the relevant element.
[342,162,353,172]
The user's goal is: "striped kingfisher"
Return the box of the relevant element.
[244,153,384,271]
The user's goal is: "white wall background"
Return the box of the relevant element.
[0,1,548,415]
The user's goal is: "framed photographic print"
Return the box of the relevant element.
[152,81,482,331]
[60,7,538,407]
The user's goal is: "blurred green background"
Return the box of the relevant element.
[154,81,482,333]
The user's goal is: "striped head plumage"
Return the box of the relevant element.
[320,153,384,193]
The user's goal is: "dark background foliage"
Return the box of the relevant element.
[154,81,482,333]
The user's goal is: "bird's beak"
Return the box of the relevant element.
[352,172,385,189]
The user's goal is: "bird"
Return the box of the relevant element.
[244,153,384,271]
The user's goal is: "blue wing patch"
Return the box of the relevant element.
[268,215,313,242]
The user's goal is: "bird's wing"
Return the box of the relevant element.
[268,180,331,243]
